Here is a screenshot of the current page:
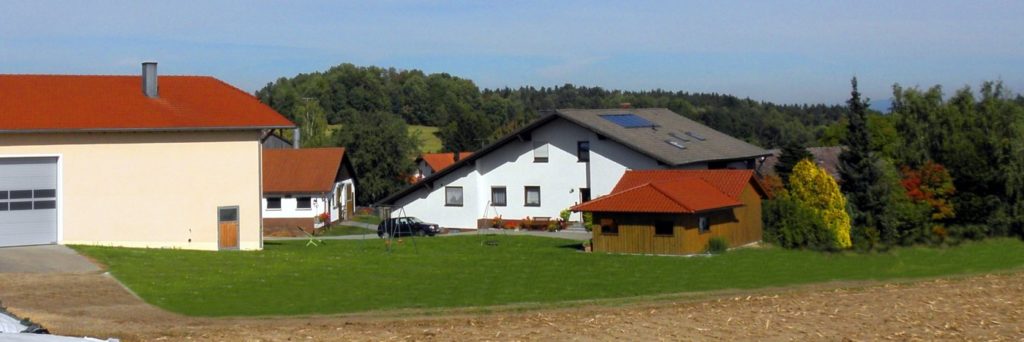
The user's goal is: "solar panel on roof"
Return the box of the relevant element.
[685,131,707,141]
[600,114,658,128]
[665,139,686,149]
[669,132,690,142]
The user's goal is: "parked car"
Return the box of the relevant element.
[377,217,440,237]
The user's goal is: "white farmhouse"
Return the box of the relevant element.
[377,108,771,229]
[262,147,356,236]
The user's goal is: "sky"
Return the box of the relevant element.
[1,0,1022,105]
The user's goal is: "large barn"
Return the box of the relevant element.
[0,63,294,250]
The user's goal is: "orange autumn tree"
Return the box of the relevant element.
[901,161,956,237]
[788,159,852,248]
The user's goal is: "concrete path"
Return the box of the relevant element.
[0,245,100,273]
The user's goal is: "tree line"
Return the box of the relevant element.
[256,63,851,203]
[766,79,1024,251]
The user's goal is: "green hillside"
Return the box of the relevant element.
[327,124,441,154]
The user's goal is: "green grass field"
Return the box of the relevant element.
[328,124,441,154]
[408,125,442,153]
[318,225,375,237]
[352,214,382,225]
[73,236,1024,317]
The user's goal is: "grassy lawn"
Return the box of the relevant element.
[328,124,441,154]
[352,214,381,225]
[408,125,442,153]
[73,236,1024,317]
[318,225,375,237]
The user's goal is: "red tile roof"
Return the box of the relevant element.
[263,148,346,193]
[0,75,294,132]
[419,152,473,172]
[573,169,763,214]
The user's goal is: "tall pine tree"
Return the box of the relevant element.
[839,78,886,248]
[775,141,813,183]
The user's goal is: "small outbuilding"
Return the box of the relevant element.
[262,147,356,236]
[573,169,767,255]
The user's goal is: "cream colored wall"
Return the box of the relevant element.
[0,130,263,250]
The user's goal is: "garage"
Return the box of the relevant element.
[0,157,58,247]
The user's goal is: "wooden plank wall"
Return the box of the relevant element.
[592,184,763,255]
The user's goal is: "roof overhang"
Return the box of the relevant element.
[0,125,296,134]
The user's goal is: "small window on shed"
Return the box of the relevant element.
[600,218,618,235]
[267,197,282,210]
[698,216,710,233]
[297,197,312,210]
[654,221,674,236]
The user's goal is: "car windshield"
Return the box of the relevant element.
[406,217,423,223]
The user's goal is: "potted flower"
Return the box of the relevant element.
[491,215,503,229]
[583,239,593,252]
[316,212,331,224]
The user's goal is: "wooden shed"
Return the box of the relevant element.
[573,170,767,255]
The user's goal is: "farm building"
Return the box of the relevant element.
[378,108,771,229]
[573,169,768,255]
[262,147,356,236]
[0,63,294,250]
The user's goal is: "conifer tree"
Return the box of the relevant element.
[775,141,812,183]
[839,78,886,246]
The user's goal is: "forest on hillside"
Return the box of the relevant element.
[255,63,850,152]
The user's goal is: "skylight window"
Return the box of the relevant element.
[666,139,686,149]
[668,132,690,142]
[685,131,707,141]
[600,114,658,128]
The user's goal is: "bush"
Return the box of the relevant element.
[789,159,852,248]
[559,209,571,222]
[763,197,837,251]
[706,236,729,254]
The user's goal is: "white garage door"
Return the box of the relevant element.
[0,157,58,247]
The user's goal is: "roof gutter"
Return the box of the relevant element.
[0,125,296,134]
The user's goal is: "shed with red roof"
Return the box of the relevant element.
[261,147,356,236]
[573,169,767,255]
[0,63,294,250]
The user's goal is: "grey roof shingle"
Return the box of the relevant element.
[556,108,770,166]
[378,107,770,205]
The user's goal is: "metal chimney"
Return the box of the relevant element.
[142,62,158,98]
[292,127,301,149]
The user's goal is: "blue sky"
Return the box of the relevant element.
[1,1,1021,104]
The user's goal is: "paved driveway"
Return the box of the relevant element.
[0,245,100,273]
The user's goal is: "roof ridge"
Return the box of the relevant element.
[647,180,695,213]
[578,181,659,208]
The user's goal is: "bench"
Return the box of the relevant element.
[526,216,551,230]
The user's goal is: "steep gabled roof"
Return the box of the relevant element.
[0,75,294,132]
[557,108,770,166]
[419,152,474,172]
[263,148,347,193]
[377,108,769,206]
[573,169,765,214]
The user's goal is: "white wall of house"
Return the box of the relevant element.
[262,179,355,228]
[392,118,664,229]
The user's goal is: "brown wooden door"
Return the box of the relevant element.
[218,207,239,250]
[345,184,355,219]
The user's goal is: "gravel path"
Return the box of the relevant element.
[1,270,1021,341]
